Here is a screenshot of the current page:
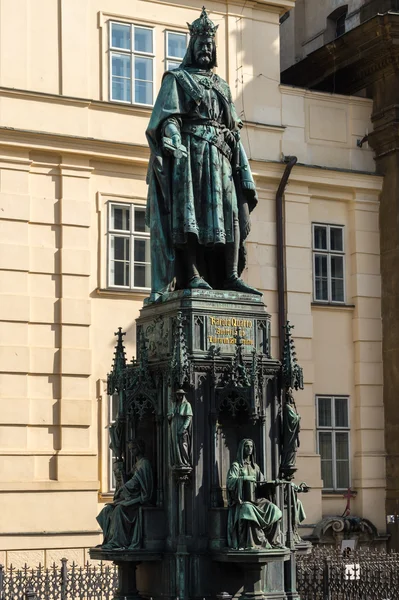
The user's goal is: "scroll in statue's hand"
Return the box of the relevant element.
[162,136,188,159]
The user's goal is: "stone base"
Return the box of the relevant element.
[294,540,312,555]
[213,549,290,600]
[140,288,272,358]
[89,548,162,562]
[89,549,162,600]
[213,548,290,564]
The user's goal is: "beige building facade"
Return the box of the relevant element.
[280,0,390,71]
[0,0,385,565]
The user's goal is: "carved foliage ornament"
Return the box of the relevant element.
[107,328,158,424]
[170,311,191,388]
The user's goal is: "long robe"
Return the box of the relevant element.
[281,402,301,471]
[227,447,282,550]
[290,483,307,543]
[169,398,193,468]
[146,67,258,294]
[97,457,153,550]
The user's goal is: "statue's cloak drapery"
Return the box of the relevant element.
[97,457,153,549]
[226,439,282,549]
[281,402,301,469]
[169,398,193,468]
[146,68,258,294]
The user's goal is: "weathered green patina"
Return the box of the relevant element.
[227,439,283,550]
[168,389,193,468]
[281,389,301,474]
[145,8,261,297]
[287,482,309,544]
[97,439,153,550]
[280,322,304,480]
[90,10,310,599]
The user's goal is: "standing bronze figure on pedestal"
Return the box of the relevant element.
[91,10,308,600]
[168,389,193,468]
[146,7,261,297]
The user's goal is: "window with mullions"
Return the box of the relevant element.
[108,203,151,290]
[165,31,188,70]
[110,21,154,106]
[316,395,350,491]
[313,224,345,303]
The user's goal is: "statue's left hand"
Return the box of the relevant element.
[114,485,127,500]
[267,479,282,487]
[220,125,236,147]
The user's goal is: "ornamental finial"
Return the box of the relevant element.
[282,321,304,391]
[187,7,219,38]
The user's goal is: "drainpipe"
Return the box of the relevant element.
[276,155,297,360]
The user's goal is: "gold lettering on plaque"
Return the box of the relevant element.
[207,314,254,347]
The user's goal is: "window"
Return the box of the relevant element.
[110,21,154,105]
[316,396,350,491]
[165,31,188,70]
[326,5,348,41]
[335,12,346,37]
[108,393,118,492]
[108,203,151,290]
[312,224,345,303]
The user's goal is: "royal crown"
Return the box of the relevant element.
[187,7,219,37]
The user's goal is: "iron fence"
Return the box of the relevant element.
[297,547,399,599]
[3,549,399,600]
[0,559,118,600]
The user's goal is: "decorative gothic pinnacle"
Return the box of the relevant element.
[171,312,190,388]
[107,327,127,395]
[282,321,304,391]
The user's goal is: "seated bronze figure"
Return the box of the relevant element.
[97,439,153,550]
[227,438,283,550]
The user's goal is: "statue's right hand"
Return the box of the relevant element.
[171,134,182,148]
[162,134,181,155]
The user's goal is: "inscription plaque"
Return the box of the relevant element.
[207,315,254,349]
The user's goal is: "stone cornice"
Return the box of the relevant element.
[369,104,399,160]
[0,481,100,491]
[101,0,295,19]
[368,121,399,160]
[280,84,372,108]
[250,160,382,192]
[0,126,382,191]
[281,13,399,95]
[0,84,152,117]
[0,125,150,166]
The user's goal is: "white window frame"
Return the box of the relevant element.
[165,30,188,71]
[107,202,151,291]
[316,395,350,491]
[109,21,155,107]
[312,223,345,304]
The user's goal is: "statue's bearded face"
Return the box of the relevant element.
[193,35,215,68]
